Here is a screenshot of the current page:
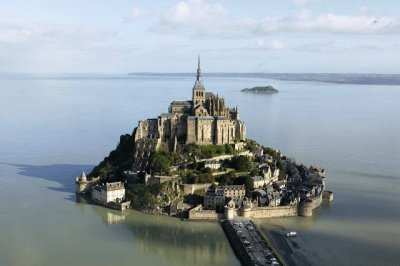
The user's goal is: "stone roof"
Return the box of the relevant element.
[197,116,214,120]
[171,101,192,106]
[193,79,205,90]
[160,113,172,118]
[205,92,214,98]
[223,185,245,190]
[104,182,124,191]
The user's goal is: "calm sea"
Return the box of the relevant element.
[0,74,399,265]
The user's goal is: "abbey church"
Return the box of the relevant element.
[133,58,246,169]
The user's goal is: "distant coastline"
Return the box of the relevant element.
[128,72,400,86]
[2,72,400,86]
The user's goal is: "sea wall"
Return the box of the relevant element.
[322,190,334,202]
[298,193,323,217]
[188,205,224,220]
[188,210,224,220]
[248,205,298,219]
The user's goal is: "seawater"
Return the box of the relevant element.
[0,74,399,265]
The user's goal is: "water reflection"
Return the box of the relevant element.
[88,203,239,266]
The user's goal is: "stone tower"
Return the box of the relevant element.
[192,56,205,110]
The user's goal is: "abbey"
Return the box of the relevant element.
[133,58,246,169]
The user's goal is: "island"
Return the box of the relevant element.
[75,57,333,266]
[241,86,278,94]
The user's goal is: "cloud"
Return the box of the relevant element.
[256,39,286,50]
[131,7,148,21]
[152,0,400,37]
[292,0,310,5]
[153,0,228,35]
[0,22,115,44]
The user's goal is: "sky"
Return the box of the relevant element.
[1,0,400,74]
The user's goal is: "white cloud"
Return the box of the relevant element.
[292,0,310,5]
[153,1,400,37]
[0,22,115,44]
[154,0,228,35]
[131,7,148,21]
[256,39,286,50]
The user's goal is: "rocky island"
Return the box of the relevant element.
[241,86,278,94]
[75,58,333,265]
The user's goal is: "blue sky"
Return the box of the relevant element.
[1,0,399,73]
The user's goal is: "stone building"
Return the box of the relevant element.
[75,172,99,194]
[133,57,246,170]
[92,181,126,204]
[203,160,221,170]
[204,186,225,211]
[222,184,246,206]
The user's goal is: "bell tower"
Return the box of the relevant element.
[192,56,205,108]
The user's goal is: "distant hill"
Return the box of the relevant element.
[241,86,278,94]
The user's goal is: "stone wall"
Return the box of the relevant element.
[247,205,298,219]
[188,210,224,220]
[188,205,224,220]
[298,193,323,217]
[182,183,212,195]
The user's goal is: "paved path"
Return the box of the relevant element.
[229,218,281,265]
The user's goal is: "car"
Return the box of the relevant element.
[286,231,297,237]
[236,230,243,234]
[240,234,246,239]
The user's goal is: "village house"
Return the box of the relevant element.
[203,160,221,170]
[203,186,225,211]
[92,181,126,204]
[251,175,266,189]
[222,185,246,206]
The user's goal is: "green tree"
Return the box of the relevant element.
[232,155,253,172]
[149,151,171,174]
[264,147,278,159]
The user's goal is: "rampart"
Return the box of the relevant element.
[182,183,212,195]
[189,191,333,220]
[188,205,224,220]
[298,193,323,217]
[247,205,298,219]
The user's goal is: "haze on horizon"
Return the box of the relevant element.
[1,0,400,74]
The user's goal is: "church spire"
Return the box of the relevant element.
[197,55,201,81]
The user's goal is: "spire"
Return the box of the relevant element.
[193,55,205,91]
[197,55,201,81]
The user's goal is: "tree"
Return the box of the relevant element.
[149,151,171,174]
[234,175,254,194]
[232,155,253,172]
[89,133,135,181]
[264,147,278,159]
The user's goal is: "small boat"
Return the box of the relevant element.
[286,231,297,237]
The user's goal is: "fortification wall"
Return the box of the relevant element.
[188,209,224,220]
[322,190,334,202]
[182,183,212,195]
[248,205,298,219]
[299,193,323,217]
